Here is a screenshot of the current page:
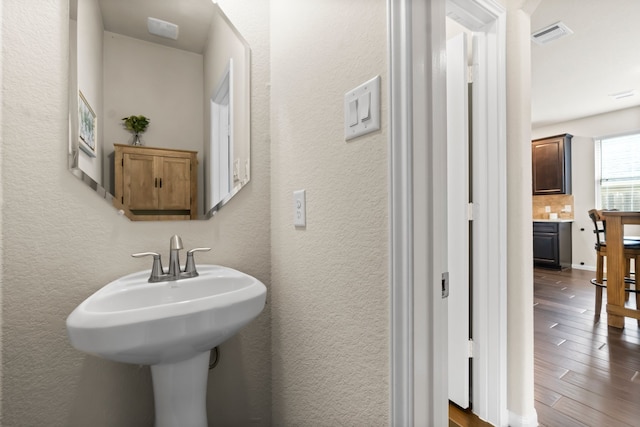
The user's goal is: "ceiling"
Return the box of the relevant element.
[96,0,214,54]
[531,0,640,128]
[95,0,638,129]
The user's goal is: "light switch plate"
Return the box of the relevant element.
[293,190,306,227]
[344,75,381,141]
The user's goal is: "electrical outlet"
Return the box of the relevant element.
[545,206,551,213]
[293,190,306,227]
[564,205,572,212]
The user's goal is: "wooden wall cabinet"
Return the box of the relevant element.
[532,133,572,195]
[114,144,198,220]
[533,221,572,269]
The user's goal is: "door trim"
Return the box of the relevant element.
[463,1,507,424]
[388,0,449,425]
[389,0,507,425]
[388,0,414,423]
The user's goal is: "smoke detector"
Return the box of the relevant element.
[147,17,179,40]
[531,21,573,45]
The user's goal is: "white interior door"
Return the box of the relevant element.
[446,32,471,409]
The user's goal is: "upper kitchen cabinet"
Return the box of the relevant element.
[532,133,572,195]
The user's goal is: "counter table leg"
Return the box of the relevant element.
[605,216,626,329]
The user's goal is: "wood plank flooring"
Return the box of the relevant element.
[534,268,640,427]
[449,403,492,427]
[451,268,640,427]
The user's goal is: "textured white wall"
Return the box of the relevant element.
[102,32,203,204]
[1,0,271,425]
[0,0,4,413]
[270,0,389,424]
[533,106,640,270]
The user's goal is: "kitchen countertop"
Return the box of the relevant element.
[533,219,575,223]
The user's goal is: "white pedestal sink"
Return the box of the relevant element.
[66,265,267,427]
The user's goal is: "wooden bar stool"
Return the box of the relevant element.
[588,209,640,323]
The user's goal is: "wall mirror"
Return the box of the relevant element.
[68,0,251,220]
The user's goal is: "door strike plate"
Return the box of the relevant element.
[442,272,449,299]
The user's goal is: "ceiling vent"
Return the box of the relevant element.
[147,17,179,41]
[531,21,573,45]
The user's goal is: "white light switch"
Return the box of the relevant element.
[293,190,306,227]
[344,75,381,140]
[358,92,371,121]
[348,99,359,127]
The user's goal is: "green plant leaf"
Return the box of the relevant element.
[122,115,150,134]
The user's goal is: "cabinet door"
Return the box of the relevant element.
[533,232,559,267]
[159,157,191,210]
[532,137,565,194]
[123,153,158,210]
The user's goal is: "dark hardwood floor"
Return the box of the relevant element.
[451,268,640,427]
[534,267,640,427]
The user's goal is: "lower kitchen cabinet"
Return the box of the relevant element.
[533,221,572,269]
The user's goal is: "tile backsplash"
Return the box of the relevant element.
[532,194,574,220]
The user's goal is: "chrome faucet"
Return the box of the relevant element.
[168,235,184,279]
[132,235,211,282]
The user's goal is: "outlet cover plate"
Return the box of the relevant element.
[294,190,306,227]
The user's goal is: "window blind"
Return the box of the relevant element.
[598,133,640,210]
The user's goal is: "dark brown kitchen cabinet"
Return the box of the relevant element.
[533,221,572,269]
[532,133,572,195]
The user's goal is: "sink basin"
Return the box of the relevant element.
[66,265,266,427]
[67,265,266,365]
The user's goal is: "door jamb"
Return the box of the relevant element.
[388,0,507,425]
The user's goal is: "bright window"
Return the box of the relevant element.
[596,132,640,210]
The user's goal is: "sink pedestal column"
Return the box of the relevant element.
[151,351,210,427]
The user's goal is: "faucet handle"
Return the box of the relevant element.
[184,247,211,277]
[132,252,164,282]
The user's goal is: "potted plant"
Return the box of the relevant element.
[122,115,150,146]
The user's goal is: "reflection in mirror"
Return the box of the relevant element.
[68,0,251,220]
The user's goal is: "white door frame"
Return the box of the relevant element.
[388,0,507,425]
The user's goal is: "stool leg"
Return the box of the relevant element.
[596,253,604,284]
[625,257,631,302]
[636,291,640,327]
[595,286,603,322]
[636,257,640,327]
[595,252,604,321]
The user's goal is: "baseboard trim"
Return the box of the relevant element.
[508,409,538,427]
[571,263,596,271]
